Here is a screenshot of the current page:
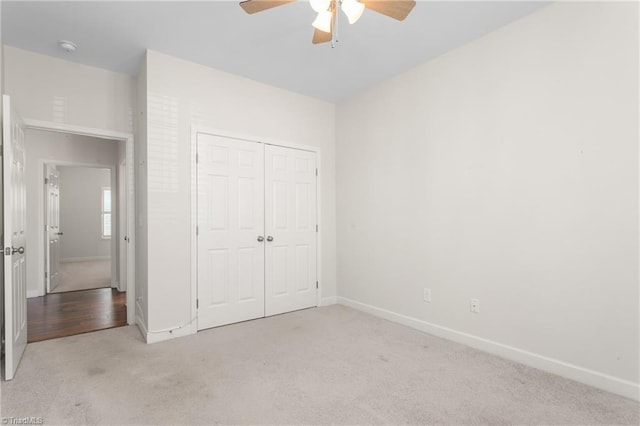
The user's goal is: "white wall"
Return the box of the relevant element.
[336,2,639,399]
[24,129,119,296]
[58,166,112,261]
[3,46,134,134]
[144,50,336,339]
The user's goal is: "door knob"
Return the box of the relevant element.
[257,236,264,242]
[11,247,25,255]
[57,232,64,236]
[266,236,274,242]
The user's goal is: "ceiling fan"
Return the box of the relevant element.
[239,0,416,45]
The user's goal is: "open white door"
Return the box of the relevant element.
[45,165,61,293]
[3,95,28,380]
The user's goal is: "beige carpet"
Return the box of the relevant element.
[1,305,638,425]
[52,260,111,293]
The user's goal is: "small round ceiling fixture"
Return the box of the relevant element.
[58,40,77,53]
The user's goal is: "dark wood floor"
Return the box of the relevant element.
[27,288,127,343]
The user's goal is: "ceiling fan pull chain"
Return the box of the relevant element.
[331,24,336,48]
[333,0,340,47]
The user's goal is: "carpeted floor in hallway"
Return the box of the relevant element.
[1,305,638,425]
[52,260,111,293]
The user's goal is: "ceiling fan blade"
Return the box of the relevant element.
[312,1,337,44]
[312,28,333,44]
[361,0,416,21]
[239,0,296,14]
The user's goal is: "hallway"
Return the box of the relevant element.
[27,288,126,343]
[52,260,112,293]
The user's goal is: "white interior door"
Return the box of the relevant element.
[197,134,265,330]
[3,95,28,380]
[264,145,317,316]
[45,165,61,293]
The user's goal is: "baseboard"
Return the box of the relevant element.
[145,322,197,344]
[336,296,640,401]
[61,256,111,263]
[27,290,44,299]
[319,296,337,306]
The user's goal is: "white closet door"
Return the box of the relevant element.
[197,134,265,330]
[264,145,317,316]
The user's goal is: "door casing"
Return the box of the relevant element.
[23,119,136,325]
[118,159,127,292]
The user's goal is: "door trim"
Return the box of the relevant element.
[190,126,323,329]
[23,119,136,326]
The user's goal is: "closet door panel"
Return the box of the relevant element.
[197,134,265,330]
[265,145,317,316]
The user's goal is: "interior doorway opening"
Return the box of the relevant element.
[2,96,136,379]
[23,128,132,342]
[46,165,115,294]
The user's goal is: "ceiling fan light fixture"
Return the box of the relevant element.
[341,0,365,24]
[312,10,333,33]
[309,0,331,13]
[238,0,417,45]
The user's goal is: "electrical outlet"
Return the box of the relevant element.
[423,288,432,303]
[470,299,480,313]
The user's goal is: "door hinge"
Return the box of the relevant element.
[45,271,48,279]
[316,224,318,232]
[4,247,10,256]
[315,168,318,176]
[196,153,199,164]
[196,299,199,309]
[316,281,319,289]
[44,177,49,185]
[196,226,199,236]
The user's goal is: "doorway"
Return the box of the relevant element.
[3,95,136,379]
[45,165,114,294]
[30,164,126,342]
[23,128,132,343]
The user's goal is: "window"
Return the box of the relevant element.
[102,187,112,239]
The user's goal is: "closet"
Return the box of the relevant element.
[196,133,318,330]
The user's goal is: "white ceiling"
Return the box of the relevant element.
[1,1,549,102]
